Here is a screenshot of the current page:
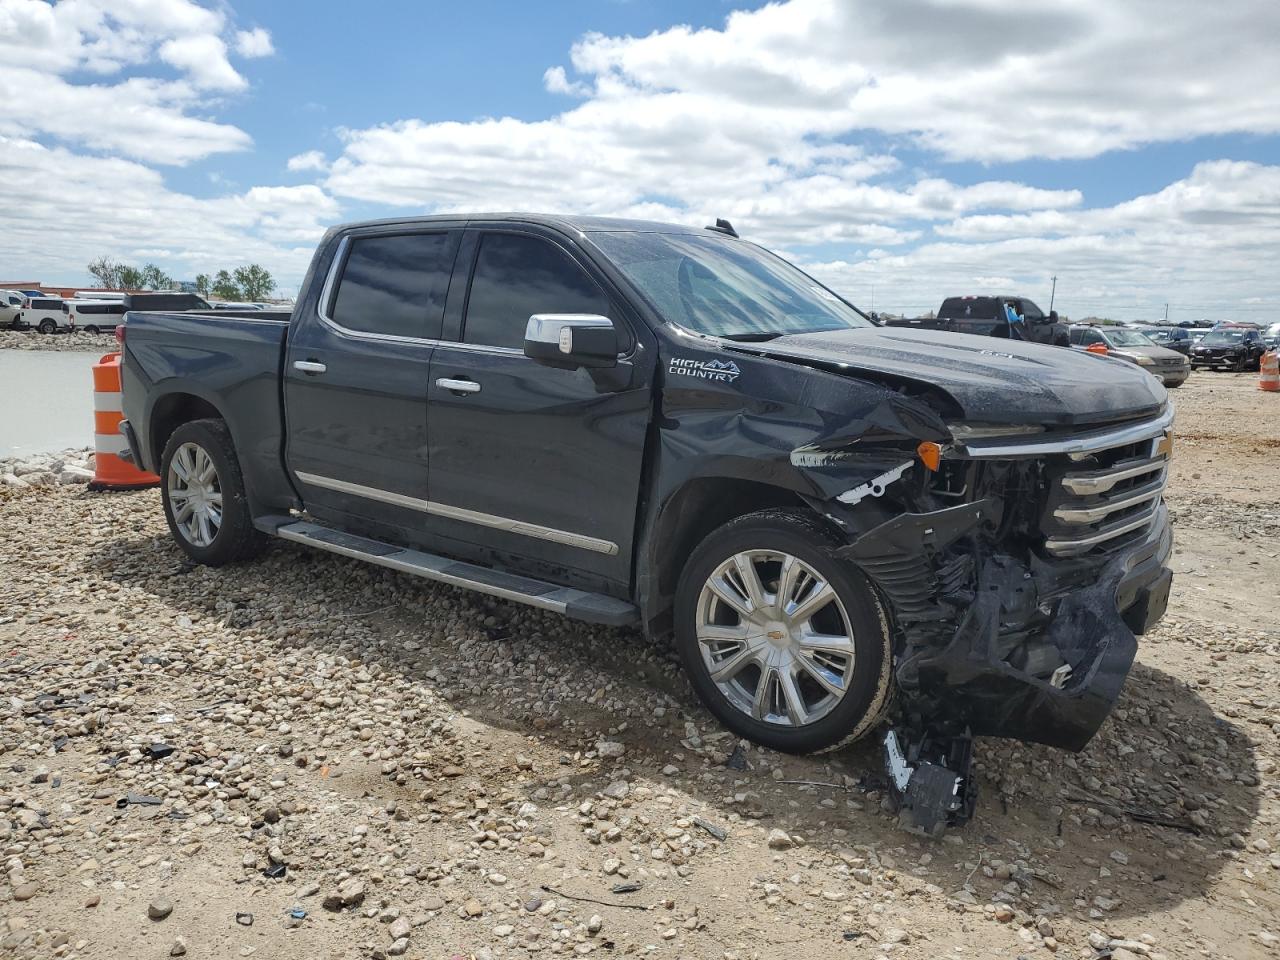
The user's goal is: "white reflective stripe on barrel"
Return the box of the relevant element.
[94,433,129,455]
[93,391,122,411]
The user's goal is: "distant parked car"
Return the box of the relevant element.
[67,298,127,334]
[18,297,71,334]
[121,292,213,312]
[1191,326,1268,371]
[0,288,26,329]
[1068,325,1190,387]
[1137,326,1194,356]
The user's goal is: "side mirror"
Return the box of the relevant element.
[1048,310,1059,323]
[524,314,617,369]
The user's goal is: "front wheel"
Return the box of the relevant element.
[674,509,892,754]
[160,418,266,566]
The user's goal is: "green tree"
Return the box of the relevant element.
[233,264,276,301]
[194,274,211,297]
[87,257,123,288]
[211,270,242,300]
[117,265,144,290]
[139,263,172,291]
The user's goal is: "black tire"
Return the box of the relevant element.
[38,319,56,335]
[1233,356,1247,373]
[1166,380,1183,388]
[674,508,892,754]
[84,325,99,335]
[160,418,266,566]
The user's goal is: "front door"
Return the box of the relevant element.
[424,227,652,589]
[284,227,460,535]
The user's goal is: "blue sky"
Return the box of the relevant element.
[2,0,1278,321]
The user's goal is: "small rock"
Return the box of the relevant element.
[387,937,409,956]
[993,905,1015,923]
[170,937,188,956]
[493,924,514,937]
[11,883,37,902]
[587,914,603,935]
[388,917,411,940]
[148,899,174,921]
[766,829,793,850]
[463,899,485,917]
[596,740,626,759]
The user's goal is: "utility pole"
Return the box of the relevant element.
[1048,276,1057,313]
[1163,302,1169,322]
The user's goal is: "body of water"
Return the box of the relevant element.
[1,350,104,457]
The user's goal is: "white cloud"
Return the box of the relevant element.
[234,27,274,58]
[0,136,335,290]
[803,162,1280,322]
[287,150,329,172]
[0,0,260,162]
[159,34,244,91]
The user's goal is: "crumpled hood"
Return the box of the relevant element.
[734,327,1167,427]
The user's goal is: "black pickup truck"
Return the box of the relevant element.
[119,215,1173,832]
[885,295,1069,347]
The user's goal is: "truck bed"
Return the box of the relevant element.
[120,309,295,514]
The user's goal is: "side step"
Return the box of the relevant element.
[260,518,638,627]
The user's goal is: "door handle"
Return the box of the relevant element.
[294,360,327,375]
[436,377,481,394]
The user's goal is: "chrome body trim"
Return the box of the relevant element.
[292,471,619,555]
[435,378,481,393]
[1051,476,1167,523]
[1044,503,1162,557]
[1060,457,1167,494]
[953,405,1174,459]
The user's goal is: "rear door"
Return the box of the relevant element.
[422,225,652,588]
[284,226,462,535]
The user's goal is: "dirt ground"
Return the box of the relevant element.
[1,370,1278,960]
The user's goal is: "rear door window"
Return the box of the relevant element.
[329,232,458,338]
[462,233,609,350]
[940,297,999,320]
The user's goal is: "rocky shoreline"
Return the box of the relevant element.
[1,447,95,488]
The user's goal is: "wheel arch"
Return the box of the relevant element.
[148,391,226,471]
[638,474,841,638]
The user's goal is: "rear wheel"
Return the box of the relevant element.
[84,325,99,334]
[37,319,56,334]
[161,419,266,566]
[674,509,892,754]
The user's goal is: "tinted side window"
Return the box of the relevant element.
[1018,300,1044,320]
[463,234,608,350]
[1069,327,1082,345]
[331,232,455,338]
[940,297,999,320]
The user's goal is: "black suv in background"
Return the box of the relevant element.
[885,295,1068,346]
[1191,325,1268,371]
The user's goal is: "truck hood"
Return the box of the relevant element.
[732,327,1167,427]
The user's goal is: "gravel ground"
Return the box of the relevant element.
[0,330,114,353]
[1,371,1278,959]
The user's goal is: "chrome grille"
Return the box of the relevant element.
[951,407,1174,560]
[1043,429,1171,558]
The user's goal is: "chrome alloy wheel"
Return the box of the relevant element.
[695,550,857,727]
[167,442,223,547]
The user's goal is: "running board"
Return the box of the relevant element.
[262,518,638,627]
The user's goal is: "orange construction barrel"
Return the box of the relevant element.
[1260,350,1279,392]
[89,352,160,491]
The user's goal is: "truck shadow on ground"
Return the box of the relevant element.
[91,530,1264,923]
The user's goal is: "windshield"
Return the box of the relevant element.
[1103,329,1156,347]
[589,231,870,339]
[1202,330,1248,344]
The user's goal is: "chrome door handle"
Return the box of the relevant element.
[293,360,327,374]
[436,377,481,394]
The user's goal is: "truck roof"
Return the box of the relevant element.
[329,213,710,236]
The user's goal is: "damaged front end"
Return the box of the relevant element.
[810,404,1176,831]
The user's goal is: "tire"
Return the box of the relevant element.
[37,319,56,335]
[1166,380,1183,388]
[1233,356,1247,373]
[674,508,892,754]
[84,325,99,335]
[160,418,266,566]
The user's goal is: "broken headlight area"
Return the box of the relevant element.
[813,410,1175,831]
